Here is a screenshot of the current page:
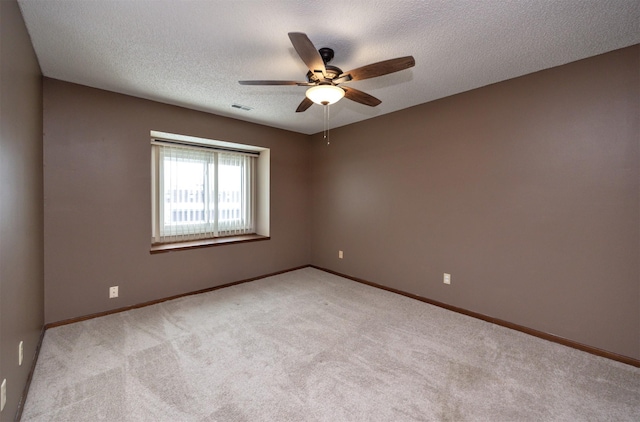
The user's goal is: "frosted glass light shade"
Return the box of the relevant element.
[306,85,345,105]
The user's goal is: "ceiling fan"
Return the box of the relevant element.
[239,32,415,112]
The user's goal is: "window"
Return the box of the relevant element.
[151,131,269,251]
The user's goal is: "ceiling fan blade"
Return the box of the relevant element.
[342,86,381,107]
[340,56,415,81]
[296,97,314,113]
[332,74,353,85]
[288,32,327,78]
[239,80,313,86]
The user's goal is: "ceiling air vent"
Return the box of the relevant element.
[231,103,253,111]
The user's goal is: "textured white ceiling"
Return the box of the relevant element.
[17,0,640,135]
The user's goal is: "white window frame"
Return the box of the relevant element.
[151,131,270,251]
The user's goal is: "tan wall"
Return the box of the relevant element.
[0,1,44,420]
[310,46,640,360]
[34,38,640,362]
[43,79,311,324]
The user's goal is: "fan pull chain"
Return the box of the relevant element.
[323,104,330,145]
[323,104,327,143]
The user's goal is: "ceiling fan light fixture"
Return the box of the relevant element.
[305,84,344,105]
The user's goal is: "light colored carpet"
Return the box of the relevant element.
[22,268,640,421]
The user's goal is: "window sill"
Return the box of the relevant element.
[150,234,269,254]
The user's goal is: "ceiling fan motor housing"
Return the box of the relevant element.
[307,64,343,83]
[305,47,342,83]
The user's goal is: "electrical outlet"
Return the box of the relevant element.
[1,379,6,412]
[109,286,119,298]
[19,341,23,366]
[444,273,451,285]
[338,250,343,259]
